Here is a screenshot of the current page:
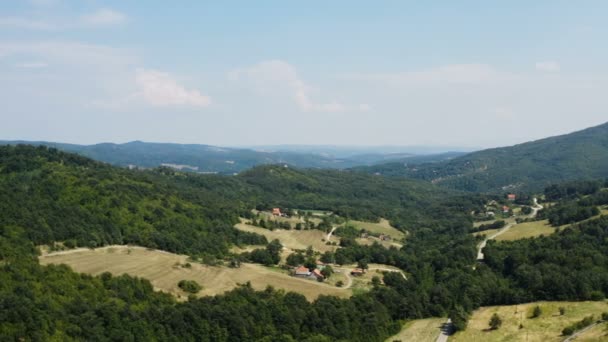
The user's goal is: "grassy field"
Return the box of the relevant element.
[496,220,556,241]
[385,318,445,342]
[451,301,608,342]
[39,245,350,301]
[575,321,608,341]
[253,210,322,225]
[235,221,336,252]
[348,219,406,241]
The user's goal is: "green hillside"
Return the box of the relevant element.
[4,145,608,340]
[359,122,608,192]
[0,140,452,174]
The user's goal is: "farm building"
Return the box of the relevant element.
[351,268,364,276]
[311,269,324,281]
[272,208,282,216]
[294,266,311,277]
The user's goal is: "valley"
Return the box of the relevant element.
[39,245,351,301]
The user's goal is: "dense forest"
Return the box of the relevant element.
[3,145,608,341]
[357,121,608,192]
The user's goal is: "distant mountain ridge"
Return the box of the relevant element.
[0,140,465,173]
[361,122,608,192]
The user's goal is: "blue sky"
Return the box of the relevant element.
[1,1,607,148]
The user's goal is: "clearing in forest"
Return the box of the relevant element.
[451,301,608,342]
[347,218,406,241]
[495,219,556,241]
[235,221,336,252]
[385,317,445,342]
[39,245,350,301]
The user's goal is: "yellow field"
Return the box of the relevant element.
[386,318,445,342]
[451,301,608,342]
[348,219,406,241]
[496,220,556,241]
[39,245,350,301]
[235,222,336,252]
[575,321,608,341]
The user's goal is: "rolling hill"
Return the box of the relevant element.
[359,122,608,192]
[0,140,468,174]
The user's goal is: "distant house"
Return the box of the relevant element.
[507,194,516,201]
[272,208,282,216]
[294,266,311,277]
[351,268,364,276]
[502,206,510,213]
[379,234,391,241]
[315,260,326,270]
[310,269,324,280]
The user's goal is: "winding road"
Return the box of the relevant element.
[476,198,543,260]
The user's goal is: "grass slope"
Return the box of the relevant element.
[451,301,608,342]
[39,245,350,301]
[234,222,336,252]
[385,317,445,342]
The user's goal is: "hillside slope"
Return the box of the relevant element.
[0,140,452,173]
[361,122,608,192]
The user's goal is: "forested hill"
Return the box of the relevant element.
[0,140,454,174]
[359,122,608,192]
[0,145,474,254]
[0,145,266,257]
[0,144,483,341]
[5,145,608,340]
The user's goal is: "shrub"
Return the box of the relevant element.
[531,305,542,318]
[489,313,502,330]
[178,280,202,294]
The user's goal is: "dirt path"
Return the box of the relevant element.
[326,226,337,241]
[562,321,604,342]
[476,198,543,260]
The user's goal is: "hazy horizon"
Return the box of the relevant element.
[2,1,607,147]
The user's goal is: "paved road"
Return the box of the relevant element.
[476,198,543,260]
[436,318,452,342]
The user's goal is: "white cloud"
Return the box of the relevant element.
[535,61,560,72]
[0,41,136,68]
[230,60,368,112]
[0,8,126,31]
[344,64,517,86]
[0,17,56,30]
[80,9,127,26]
[135,69,211,107]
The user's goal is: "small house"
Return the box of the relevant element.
[311,269,324,280]
[272,208,282,216]
[379,234,392,241]
[351,268,364,276]
[502,206,510,213]
[507,194,516,201]
[294,266,311,277]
